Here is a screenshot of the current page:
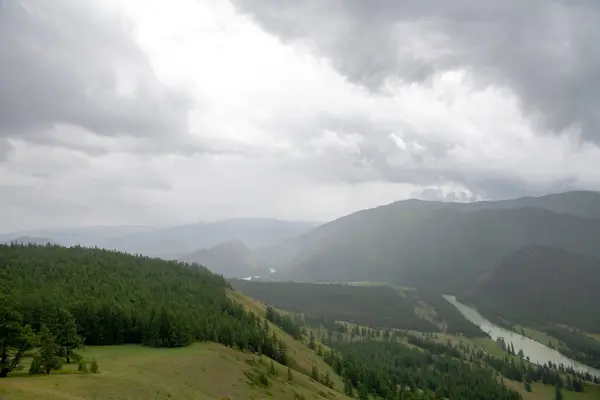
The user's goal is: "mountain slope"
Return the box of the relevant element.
[1,219,320,258]
[0,244,350,399]
[2,236,57,245]
[463,244,600,332]
[268,191,600,292]
[181,239,274,278]
[464,190,600,219]
[0,342,351,400]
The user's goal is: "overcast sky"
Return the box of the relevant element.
[2,0,600,231]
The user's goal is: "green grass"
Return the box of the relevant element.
[0,342,351,400]
[504,379,600,400]
[228,290,345,391]
[514,324,564,349]
[0,291,351,400]
[585,332,600,343]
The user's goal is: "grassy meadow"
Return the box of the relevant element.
[0,342,351,400]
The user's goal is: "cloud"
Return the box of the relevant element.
[1,0,600,232]
[0,0,191,150]
[231,0,600,144]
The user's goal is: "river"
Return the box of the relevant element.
[443,295,600,378]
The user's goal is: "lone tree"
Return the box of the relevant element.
[0,295,39,378]
[555,382,563,400]
[46,308,84,364]
[90,357,99,373]
[38,325,61,374]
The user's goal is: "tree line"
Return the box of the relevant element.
[232,280,441,332]
[323,340,522,400]
[0,244,291,377]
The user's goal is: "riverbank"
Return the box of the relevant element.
[444,295,600,379]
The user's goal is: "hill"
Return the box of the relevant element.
[231,280,486,337]
[458,190,600,219]
[0,244,349,399]
[264,191,600,292]
[2,218,320,258]
[181,239,275,278]
[463,244,600,331]
[2,235,57,245]
[0,244,287,365]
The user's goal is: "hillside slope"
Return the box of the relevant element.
[181,239,274,278]
[0,244,349,399]
[265,192,600,292]
[463,244,600,332]
[0,343,351,400]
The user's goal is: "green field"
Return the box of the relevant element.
[504,379,600,400]
[514,324,564,349]
[0,342,351,400]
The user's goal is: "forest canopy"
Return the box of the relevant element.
[0,244,288,377]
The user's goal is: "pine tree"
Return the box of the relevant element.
[287,366,293,381]
[311,365,319,380]
[0,295,39,378]
[269,359,277,376]
[309,330,316,350]
[524,381,532,392]
[28,355,42,375]
[90,357,99,373]
[38,325,61,374]
[554,382,563,400]
[47,308,84,364]
[343,378,354,396]
[323,371,332,388]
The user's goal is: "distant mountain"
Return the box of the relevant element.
[463,244,600,332]
[102,218,320,257]
[3,236,57,245]
[0,225,158,249]
[1,219,320,258]
[265,191,600,292]
[180,239,275,278]
[456,190,600,219]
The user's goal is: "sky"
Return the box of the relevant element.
[2,0,600,231]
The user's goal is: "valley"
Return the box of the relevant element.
[3,190,600,399]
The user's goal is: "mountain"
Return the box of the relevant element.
[463,244,600,332]
[265,191,600,292]
[2,236,57,245]
[181,239,276,278]
[0,225,159,248]
[1,219,320,258]
[456,190,600,219]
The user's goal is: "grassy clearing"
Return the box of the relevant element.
[514,324,564,349]
[585,332,600,343]
[0,290,350,400]
[503,379,600,400]
[0,342,351,400]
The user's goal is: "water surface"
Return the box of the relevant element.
[444,295,600,378]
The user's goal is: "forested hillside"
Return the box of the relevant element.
[265,191,600,292]
[232,280,486,338]
[464,244,600,332]
[0,244,289,377]
[232,280,438,331]
[463,244,600,369]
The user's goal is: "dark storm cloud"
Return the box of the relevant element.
[232,0,600,143]
[0,1,191,144]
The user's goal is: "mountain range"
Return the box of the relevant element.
[4,191,600,302]
[258,191,600,293]
[0,218,320,260]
